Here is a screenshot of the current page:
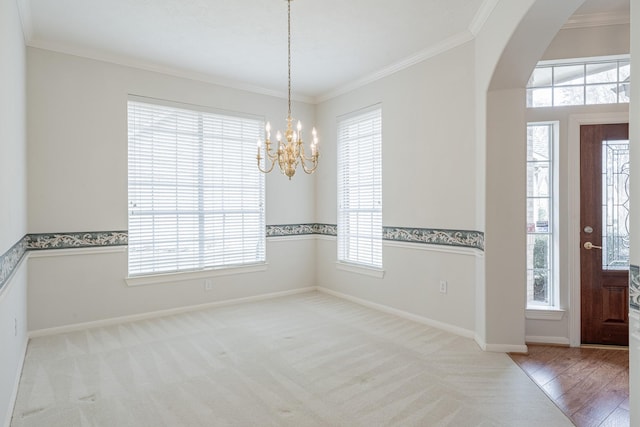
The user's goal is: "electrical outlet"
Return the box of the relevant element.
[204,279,213,291]
[439,280,448,294]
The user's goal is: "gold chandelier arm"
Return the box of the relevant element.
[299,148,319,174]
[297,141,319,174]
[257,156,277,174]
[299,157,318,174]
[257,144,279,173]
[298,142,318,165]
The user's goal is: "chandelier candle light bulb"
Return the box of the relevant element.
[256,0,319,180]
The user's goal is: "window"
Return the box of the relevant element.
[526,122,558,307]
[602,138,630,270]
[527,56,630,108]
[127,97,265,276]
[337,106,382,269]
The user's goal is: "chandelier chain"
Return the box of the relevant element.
[256,0,319,179]
[287,0,291,117]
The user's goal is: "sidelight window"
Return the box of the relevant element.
[526,122,558,307]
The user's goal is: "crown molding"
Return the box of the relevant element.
[315,30,475,103]
[28,31,475,106]
[316,0,496,102]
[15,0,33,42]
[26,39,316,105]
[562,11,630,30]
[468,0,500,36]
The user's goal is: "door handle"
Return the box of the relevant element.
[584,242,602,250]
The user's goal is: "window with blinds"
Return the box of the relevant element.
[127,98,265,277]
[337,106,383,269]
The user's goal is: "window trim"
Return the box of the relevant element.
[336,261,385,279]
[125,262,268,287]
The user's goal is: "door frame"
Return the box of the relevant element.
[568,112,629,347]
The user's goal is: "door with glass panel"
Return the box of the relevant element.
[580,123,629,346]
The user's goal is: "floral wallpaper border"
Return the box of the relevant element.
[2,225,484,292]
[28,231,128,251]
[0,236,29,293]
[383,226,485,250]
[631,264,640,312]
[266,223,337,237]
[265,224,485,250]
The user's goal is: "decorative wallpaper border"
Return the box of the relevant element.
[266,223,337,237]
[266,224,485,251]
[631,265,640,312]
[0,236,29,293]
[383,226,485,251]
[1,225,484,293]
[28,231,128,251]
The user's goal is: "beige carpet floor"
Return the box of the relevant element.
[11,292,573,426]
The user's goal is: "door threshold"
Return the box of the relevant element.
[580,344,629,350]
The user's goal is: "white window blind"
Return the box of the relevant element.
[127,98,265,277]
[337,106,382,268]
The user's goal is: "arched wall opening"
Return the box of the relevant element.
[475,0,585,350]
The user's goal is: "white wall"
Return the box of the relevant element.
[26,48,317,330]
[0,0,29,424]
[0,0,27,250]
[0,267,27,427]
[484,87,528,348]
[472,0,535,348]
[315,42,478,334]
[542,24,630,61]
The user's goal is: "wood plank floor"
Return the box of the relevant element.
[510,345,629,427]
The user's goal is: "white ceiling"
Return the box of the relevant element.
[17,0,629,102]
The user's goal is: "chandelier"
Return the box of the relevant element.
[257,0,319,180]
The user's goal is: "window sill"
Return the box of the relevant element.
[525,307,565,321]
[336,262,385,279]
[126,263,268,287]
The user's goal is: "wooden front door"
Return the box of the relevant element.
[580,123,629,346]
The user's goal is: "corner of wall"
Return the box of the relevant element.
[0,264,29,427]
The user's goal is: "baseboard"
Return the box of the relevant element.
[473,335,529,353]
[29,287,316,338]
[526,335,570,346]
[474,334,487,351]
[4,336,28,427]
[317,287,476,340]
[317,288,528,353]
[483,343,529,353]
[28,285,531,355]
